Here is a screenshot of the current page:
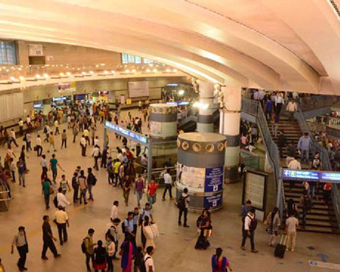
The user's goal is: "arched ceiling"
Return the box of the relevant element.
[0,0,340,94]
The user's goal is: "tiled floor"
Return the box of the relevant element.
[0,109,339,272]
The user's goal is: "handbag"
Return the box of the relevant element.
[49,186,54,195]
[203,229,212,237]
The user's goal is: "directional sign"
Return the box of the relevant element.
[105,121,148,145]
[320,172,340,183]
[282,169,319,181]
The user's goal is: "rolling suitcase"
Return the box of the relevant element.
[274,235,287,258]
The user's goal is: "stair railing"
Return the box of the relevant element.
[295,107,340,229]
[241,98,285,215]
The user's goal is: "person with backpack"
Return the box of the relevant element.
[123,212,136,242]
[138,203,153,248]
[106,218,121,260]
[93,240,107,272]
[211,247,233,272]
[144,246,155,272]
[82,228,96,272]
[178,188,190,228]
[265,207,281,247]
[299,190,312,229]
[87,168,97,201]
[241,207,258,253]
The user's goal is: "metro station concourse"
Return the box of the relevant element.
[1,1,340,272]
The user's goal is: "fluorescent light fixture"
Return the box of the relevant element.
[19,76,25,81]
[153,69,158,73]
[178,90,185,96]
[173,69,178,72]
[43,73,49,79]
[89,71,94,75]
[66,72,71,76]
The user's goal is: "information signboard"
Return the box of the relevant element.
[282,169,319,180]
[204,193,223,208]
[180,165,205,192]
[320,172,340,182]
[243,171,267,210]
[205,167,224,192]
[105,121,148,145]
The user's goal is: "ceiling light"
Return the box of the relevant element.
[59,73,64,76]
[111,70,115,74]
[82,71,86,75]
[10,76,15,81]
[104,70,108,74]
[66,72,71,76]
[173,69,178,72]
[43,73,49,78]
[146,69,151,73]
[178,90,185,96]
[36,74,41,79]
[125,69,130,73]
[166,68,170,72]
[153,69,157,73]
[132,69,136,73]
[19,76,25,81]
[89,71,94,75]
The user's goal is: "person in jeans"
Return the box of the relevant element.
[61,129,67,149]
[87,168,96,201]
[162,169,173,200]
[241,208,258,253]
[299,190,311,228]
[36,135,43,156]
[41,215,61,260]
[178,188,190,227]
[11,226,29,271]
[72,172,79,204]
[147,178,158,209]
[134,174,144,208]
[298,132,311,163]
[78,170,88,205]
[123,175,132,206]
[105,234,115,272]
[53,206,69,246]
[17,157,26,187]
[138,203,153,248]
[277,131,287,158]
[84,228,96,272]
[285,212,299,252]
[49,154,64,184]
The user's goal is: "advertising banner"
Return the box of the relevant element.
[205,167,224,192]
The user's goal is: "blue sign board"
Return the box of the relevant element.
[282,169,319,180]
[321,172,340,182]
[204,193,223,208]
[166,101,190,106]
[105,121,148,145]
[205,167,224,192]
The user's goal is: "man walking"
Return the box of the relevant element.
[135,174,145,208]
[78,170,88,205]
[48,132,57,152]
[80,135,87,157]
[138,203,153,247]
[11,226,29,271]
[42,178,52,210]
[286,99,298,121]
[241,207,259,253]
[147,178,158,209]
[87,168,97,201]
[298,132,311,163]
[36,135,43,156]
[53,206,69,246]
[56,187,70,209]
[41,215,61,260]
[50,154,64,183]
[162,169,173,200]
[9,129,19,147]
[110,200,119,223]
[84,228,96,272]
[91,145,100,171]
[72,172,79,204]
[285,212,299,252]
[178,188,190,227]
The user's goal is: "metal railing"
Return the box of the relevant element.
[241,98,285,214]
[295,107,340,229]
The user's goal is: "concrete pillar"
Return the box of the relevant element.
[197,81,214,132]
[219,86,241,183]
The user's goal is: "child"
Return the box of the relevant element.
[94,240,107,272]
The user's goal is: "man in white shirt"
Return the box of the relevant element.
[9,129,19,147]
[18,118,24,136]
[94,136,99,147]
[40,155,48,173]
[162,169,173,200]
[56,188,70,209]
[44,124,51,142]
[26,115,32,129]
[144,246,155,272]
[91,145,100,171]
[286,100,298,121]
[288,157,301,170]
[285,213,299,252]
[53,206,69,245]
[241,208,258,253]
[54,120,60,135]
[80,135,87,157]
[36,135,43,156]
[110,201,119,222]
[275,93,285,116]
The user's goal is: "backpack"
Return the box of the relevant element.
[303,195,312,211]
[248,215,258,231]
[81,237,89,253]
[140,256,151,272]
[53,195,58,208]
[92,175,97,186]
[177,195,188,210]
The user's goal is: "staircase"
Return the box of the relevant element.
[283,181,339,234]
[267,115,302,158]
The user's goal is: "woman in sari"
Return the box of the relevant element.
[120,237,134,272]
[195,210,212,250]
[142,216,156,252]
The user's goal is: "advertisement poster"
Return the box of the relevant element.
[204,193,222,208]
[150,121,162,135]
[180,165,205,192]
[244,172,265,210]
[205,167,224,192]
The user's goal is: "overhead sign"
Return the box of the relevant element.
[58,82,76,93]
[105,121,148,145]
[205,167,224,192]
[283,169,319,180]
[321,172,340,182]
[166,101,190,106]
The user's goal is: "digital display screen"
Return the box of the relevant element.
[282,169,319,180]
[166,101,189,106]
[105,121,148,145]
